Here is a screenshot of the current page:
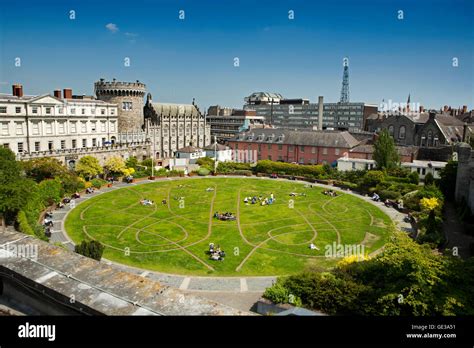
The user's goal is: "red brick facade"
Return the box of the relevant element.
[227,140,351,165]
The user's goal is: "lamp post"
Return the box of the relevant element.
[213,135,217,173]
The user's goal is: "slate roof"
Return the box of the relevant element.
[177,146,202,153]
[232,129,360,148]
[150,102,200,117]
[350,145,418,157]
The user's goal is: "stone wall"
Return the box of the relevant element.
[455,143,474,214]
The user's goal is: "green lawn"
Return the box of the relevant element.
[65,177,393,276]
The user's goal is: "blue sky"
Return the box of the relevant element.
[0,0,473,110]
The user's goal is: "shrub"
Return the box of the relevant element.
[91,178,106,189]
[361,170,385,188]
[232,170,253,176]
[378,190,401,201]
[333,181,358,190]
[424,172,434,186]
[197,168,210,176]
[17,210,35,236]
[408,171,420,185]
[217,161,252,174]
[254,160,324,178]
[196,157,215,172]
[263,280,302,307]
[74,240,105,261]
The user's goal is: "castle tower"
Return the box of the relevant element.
[94,78,147,132]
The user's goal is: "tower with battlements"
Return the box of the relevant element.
[95,78,147,132]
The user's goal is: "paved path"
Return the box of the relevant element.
[444,201,474,259]
[49,175,413,295]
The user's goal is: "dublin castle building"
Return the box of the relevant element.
[0,79,211,166]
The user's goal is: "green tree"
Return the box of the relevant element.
[37,178,63,206]
[408,171,419,185]
[125,156,138,169]
[361,170,385,188]
[424,172,434,186]
[74,240,105,261]
[104,156,126,177]
[76,155,103,180]
[22,157,68,182]
[439,160,457,201]
[373,129,400,170]
[0,148,35,226]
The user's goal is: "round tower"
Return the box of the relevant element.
[94,78,147,132]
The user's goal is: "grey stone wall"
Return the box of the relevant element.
[455,143,474,214]
[95,80,146,132]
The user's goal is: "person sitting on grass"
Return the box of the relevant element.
[309,243,318,250]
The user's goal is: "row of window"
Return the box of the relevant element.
[4,137,111,153]
[0,106,113,116]
[233,143,340,155]
[0,120,115,136]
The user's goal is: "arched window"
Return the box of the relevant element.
[399,126,406,140]
[427,131,433,146]
[388,125,394,137]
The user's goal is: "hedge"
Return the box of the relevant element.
[254,160,325,178]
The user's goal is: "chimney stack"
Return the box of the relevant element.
[462,123,468,142]
[63,88,72,99]
[54,90,61,99]
[419,105,424,113]
[318,96,324,131]
[429,111,436,120]
[12,84,23,98]
[462,105,468,114]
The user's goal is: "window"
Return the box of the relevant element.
[323,148,328,155]
[91,122,97,132]
[1,123,9,135]
[110,109,115,115]
[32,107,38,114]
[102,137,106,145]
[58,122,65,134]
[92,138,97,147]
[101,121,106,132]
[32,122,40,135]
[71,108,76,114]
[335,148,340,156]
[34,142,40,152]
[0,106,7,113]
[278,144,283,150]
[45,107,51,114]
[81,122,87,133]
[48,141,53,151]
[58,107,63,114]
[267,144,272,150]
[17,142,23,153]
[388,125,394,137]
[399,126,406,140]
[70,122,77,133]
[45,122,53,134]
[101,109,105,115]
[427,131,433,146]
[3,143,9,149]
[311,147,316,154]
[15,122,23,135]
[300,146,305,152]
[15,107,21,113]
[288,145,294,152]
[110,122,116,132]
[72,139,77,148]
[122,102,133,111]
[61,140,66,149]
[82,139,87,148]
[81,108,85,115]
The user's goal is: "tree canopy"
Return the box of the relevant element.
[76,156,103,180]
[373,129,400,170]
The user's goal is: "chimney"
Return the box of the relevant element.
[429,111,436,120]
[318,96,324,131]
[419,105,424,113]
[12,84,23,97]
[63,88,72,99]
[54,90,61,99]
[462,123,468,142]
[462,105,468,114]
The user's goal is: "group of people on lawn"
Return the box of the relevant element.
[209,243,225,261]
[214,211,236,220]
[140,198,154,206]
[323,189,338,197]
[243,193,276,206]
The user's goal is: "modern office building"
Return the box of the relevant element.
[243,92,377,132]
[206,105,265,140]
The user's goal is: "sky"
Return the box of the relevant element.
[0,0,473,111]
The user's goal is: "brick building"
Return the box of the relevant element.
[227,128,360,165]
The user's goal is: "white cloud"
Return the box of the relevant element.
[105,23,119,33]
[125,32,138,38]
